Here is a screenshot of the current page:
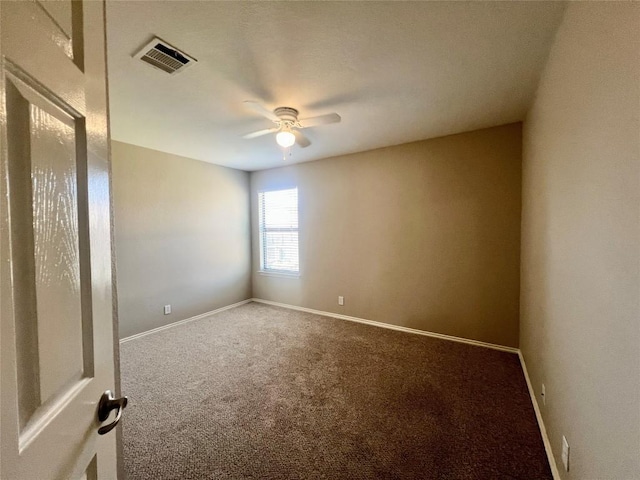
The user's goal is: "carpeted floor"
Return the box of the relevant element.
[120,302,551,480]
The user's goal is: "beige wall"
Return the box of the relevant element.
[112,141,251,338]
[520,3,640,479]
[251,124,522,347]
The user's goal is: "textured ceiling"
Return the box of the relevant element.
[106,1,566,171]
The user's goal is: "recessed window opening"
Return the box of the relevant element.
[258,188,299,274]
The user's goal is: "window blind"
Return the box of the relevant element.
[258,188,299,273]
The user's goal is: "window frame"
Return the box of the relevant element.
[257,187,300,276]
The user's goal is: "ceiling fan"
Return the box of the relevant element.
[242,101,341,149]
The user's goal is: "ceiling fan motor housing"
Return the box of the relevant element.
[274,107,299,124]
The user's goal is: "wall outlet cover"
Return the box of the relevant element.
[338,296,344,306]
[164,305,171,315]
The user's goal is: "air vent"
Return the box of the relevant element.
[133,37,196,75]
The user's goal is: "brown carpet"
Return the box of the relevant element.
[120,302,551,480]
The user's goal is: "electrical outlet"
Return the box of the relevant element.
[561,436,570,471]
[541,384,546,406]
[164,304,171,315]
[338,296,344,306]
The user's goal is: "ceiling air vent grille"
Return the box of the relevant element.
[133,37,196,75]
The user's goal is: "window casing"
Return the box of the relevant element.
[258,188,299,274]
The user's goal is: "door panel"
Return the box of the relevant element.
[6,68,93,430]
[37,0,74,44]
[1,0,118,478]
[31,99,85,406]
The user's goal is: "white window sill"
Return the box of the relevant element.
[258,270,300,278]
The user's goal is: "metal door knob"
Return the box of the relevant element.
[97,390,128,435]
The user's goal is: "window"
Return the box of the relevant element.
[258,188,299,274]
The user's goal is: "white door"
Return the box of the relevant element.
[0,0,120,478]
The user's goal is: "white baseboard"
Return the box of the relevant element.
[250,298,519,354]
[518,351,560,480]
[119,299,252,344]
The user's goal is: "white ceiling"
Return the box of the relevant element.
[106,1,566,172]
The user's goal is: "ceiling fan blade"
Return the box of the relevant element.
[298,112,341,128]
[243,127,279,139]
[293,130,311,148]
[243,100,279,122]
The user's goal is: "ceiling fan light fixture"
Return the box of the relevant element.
[276,129,296,148]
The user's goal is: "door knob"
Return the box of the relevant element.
[97,390,128,435]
